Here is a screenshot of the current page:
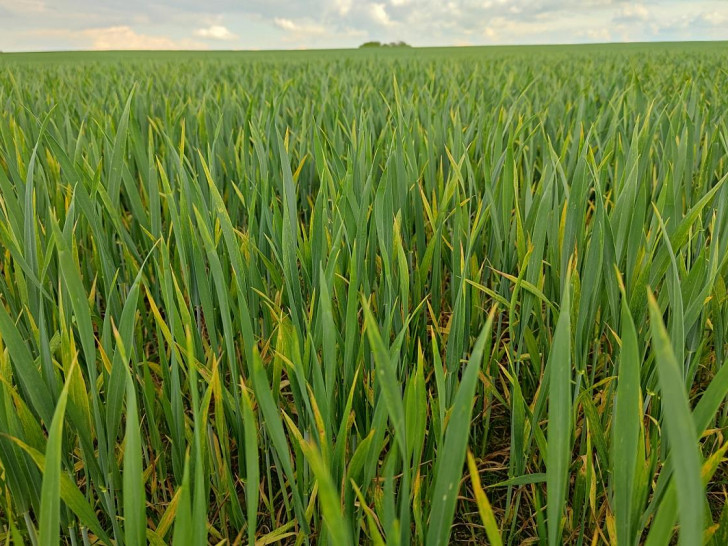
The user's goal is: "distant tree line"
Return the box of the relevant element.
[359,41,411,48]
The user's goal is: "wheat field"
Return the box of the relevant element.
[1,43,728,544]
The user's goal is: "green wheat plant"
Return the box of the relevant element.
[1,43,728,544]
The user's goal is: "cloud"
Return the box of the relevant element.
[369,3,393,26]
[274,17,326,35]
[613,3,649,23]
[1,0,727,51]
[80,26,206,50]
[0,0,46,14]
[194,25,237,40]
[698,10,728,27]
[477,15,556,44]
[643,6,728,41]
[583,28,611,41]
[332,0,352,16]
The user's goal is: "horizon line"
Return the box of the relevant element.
[2,39,727,55]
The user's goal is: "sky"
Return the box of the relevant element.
[0,1,726,52]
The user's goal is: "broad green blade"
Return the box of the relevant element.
[613,297,642,546]
[38,372,70,546]
[648,292,703,546]
[426,307,496,546]
[546,279,572,546]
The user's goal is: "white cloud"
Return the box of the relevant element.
[194,25,237,40]
[332,0,353,16]
[274,17,326,35]
[477,15,555,44]
[699,11,728,26]
[274,17,297,31]
[584,28,611,41]
[642,6,728,41]
[80,26,206,50]
[370,3,393,26]
[614,3,649,22]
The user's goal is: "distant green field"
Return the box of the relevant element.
[1,42,728,545]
